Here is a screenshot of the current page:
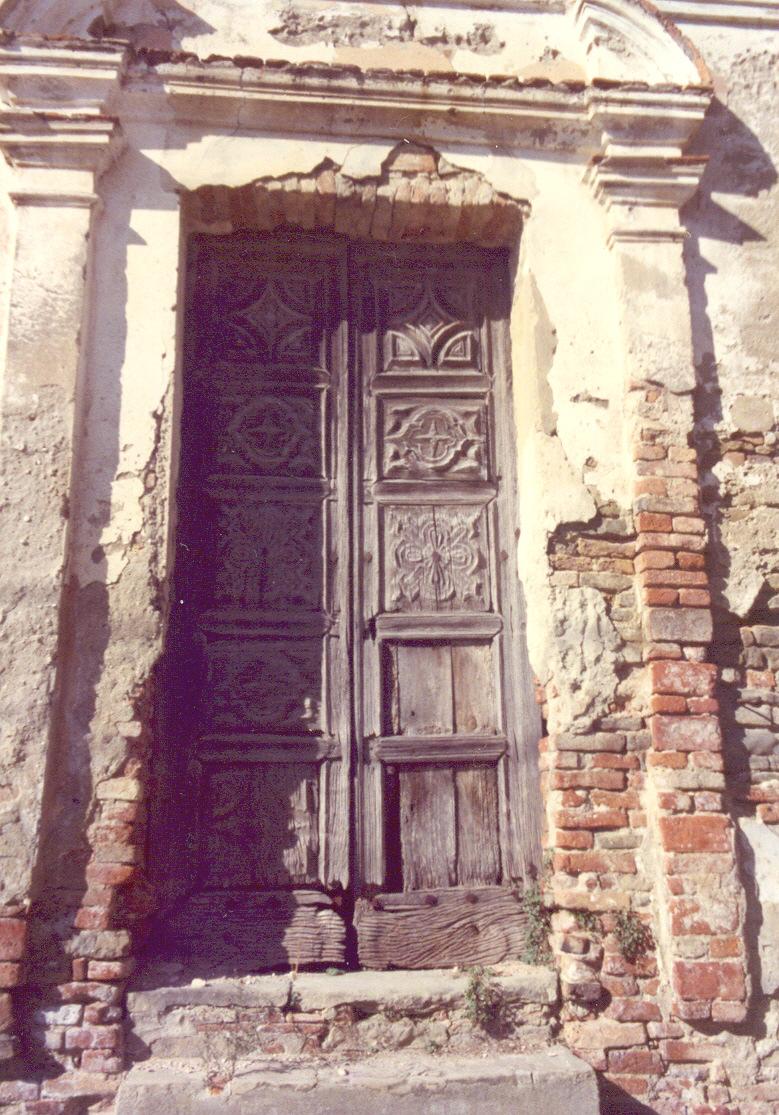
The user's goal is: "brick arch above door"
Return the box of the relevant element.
[183,143,526,249]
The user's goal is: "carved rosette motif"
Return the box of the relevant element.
[222,394,321,476]
[221,277,321,364]
[386,507,488,611]
[206,641,323,732]
[382,401,486,479]
[212,501,322,610]
[379,277,479,372]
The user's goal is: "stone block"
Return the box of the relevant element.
[116,1050,600,1115]
[565,1018,645,1049]
[672,961,745,1002]
[95,778,144,802]
[645,607,713,645]
[658,815,730,853]
[738,818,779,994]
[731,395,775,433]
[67,931,132,960]
[0,918,26,961]
[651,715,721,751]
[741,729,778,755]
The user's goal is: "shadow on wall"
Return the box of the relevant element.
[684,94,777,759]
[88,0,215,50]
[683,93,778,1019]
[0,0,215,47]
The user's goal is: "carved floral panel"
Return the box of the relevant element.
[381,400,487,479]
[377,275,480,373]
[385,506,489,612]
[209,500,323,611]
[205,640,323,733]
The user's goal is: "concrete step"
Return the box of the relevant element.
[116,1048,599,1114]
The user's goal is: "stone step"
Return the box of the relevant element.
[126,964,560,1062]
[116,1048,599,1115]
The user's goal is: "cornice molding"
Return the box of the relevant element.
[121,54,710,156]
[0,39,712,201]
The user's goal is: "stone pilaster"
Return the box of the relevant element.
[0,41,125,1062]
[589,147,750,1026]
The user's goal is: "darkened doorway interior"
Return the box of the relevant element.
[150,231,541,973]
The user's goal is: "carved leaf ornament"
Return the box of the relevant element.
[214,502,321,609]
[382,278,479,371]
[207,642,322,733]
[222,277,319,363]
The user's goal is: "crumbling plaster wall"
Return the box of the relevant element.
[0,0,584,81]
[508,163,631,736]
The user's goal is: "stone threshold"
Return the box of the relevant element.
[128,962,559,1015]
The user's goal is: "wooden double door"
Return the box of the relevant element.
[156,232,541,971]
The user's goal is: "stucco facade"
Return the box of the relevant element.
[0,0,777,1111]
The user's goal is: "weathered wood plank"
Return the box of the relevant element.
[456,767,500,886]
[399,767,456,889]
[371,734,506,763]
[355,887,527,969]
[374,480,497,504]
[252,765,319,887]
[321,758,349,888]
[396,643,453,736]
[452,642,496,734]
[198,763,319,888]
[165,891,346,972]
[376,613,501,638]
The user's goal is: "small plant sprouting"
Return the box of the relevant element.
[464,966,505,1030]
[520,881,553,965]
[613,909,653,964]
[574,910,601,935]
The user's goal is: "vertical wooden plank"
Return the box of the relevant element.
[399,767,456,890]
[396,643,454,736]
[199,767,252,888]
[486,255,544,881]
[363,762,386,887]
[452,642,496,735]
[354,252,383,890]
[320,759,349,887]
[455,767,501,886]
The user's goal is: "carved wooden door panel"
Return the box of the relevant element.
[157,235,351,969]
[158,233,540,972]
[352,245,542,968]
